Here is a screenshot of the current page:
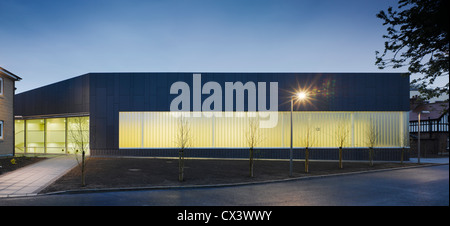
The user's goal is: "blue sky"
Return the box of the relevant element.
[1,0,409,94]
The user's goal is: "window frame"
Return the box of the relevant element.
[0,77,4,96]
[0,120,4,139]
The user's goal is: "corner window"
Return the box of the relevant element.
[0,77,3,96]
[0,120,4,139]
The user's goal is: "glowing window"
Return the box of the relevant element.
[15,120,25,153]
[119,111,409,149]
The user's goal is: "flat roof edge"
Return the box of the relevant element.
[15,112,89,119]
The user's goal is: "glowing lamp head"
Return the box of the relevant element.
[297,92,307,100]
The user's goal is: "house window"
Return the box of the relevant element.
[0,120,4,139]
[0,77,4,96]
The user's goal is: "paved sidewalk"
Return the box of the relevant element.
[409,157,449,164]
[0,155,78,198]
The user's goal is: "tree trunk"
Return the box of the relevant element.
[401,147,404,164]
[249,148,254,177]
[339,147,343,169]
[305,147,309,173]
[179,149,184,182]
[369,148,374,167]
[81,150,86,187]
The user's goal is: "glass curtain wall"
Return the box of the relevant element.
[67,117,90,154]
[14,116,89,155]
[119,111,409,149]
[26,119,45,154]
[46,118,66,153]
[15,120,25,153]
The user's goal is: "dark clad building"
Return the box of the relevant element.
[14,72,410,160]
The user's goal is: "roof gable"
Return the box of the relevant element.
[410,101,449,121]
[0,67,22,81]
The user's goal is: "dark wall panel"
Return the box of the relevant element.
[91,148,410,161]
[14,74,90,117]
[87,72,410,150]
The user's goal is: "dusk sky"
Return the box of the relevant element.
[1,0,415,94]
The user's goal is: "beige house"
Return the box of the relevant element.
[0,67,21,156]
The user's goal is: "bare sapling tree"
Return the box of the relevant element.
[245,115,263,178]
[299,122,316,173]
[334,120,350,169]
[175,115,191,182]
[68,117,90,187]
[366,118,378,167]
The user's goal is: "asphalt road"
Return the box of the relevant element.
[0,164,448,206]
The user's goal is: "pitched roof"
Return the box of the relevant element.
[410,101,449,121]
[0,67,22,81]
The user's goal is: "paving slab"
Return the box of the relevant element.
[0,155,78,198]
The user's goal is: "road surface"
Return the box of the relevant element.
[0,164,448,206]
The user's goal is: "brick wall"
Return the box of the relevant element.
[410,132,449,157]
[0,74,15,156]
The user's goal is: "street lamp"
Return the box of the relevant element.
[297,92,307,100]
[290,91,308,176]
[417,110,430,164]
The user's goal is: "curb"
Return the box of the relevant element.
[39,162,448,197]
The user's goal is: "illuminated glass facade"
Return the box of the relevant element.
[15,116,89,155]
[119,111,409,149]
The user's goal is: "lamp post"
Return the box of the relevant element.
[290,92,307,176]
[417,110,430,164]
